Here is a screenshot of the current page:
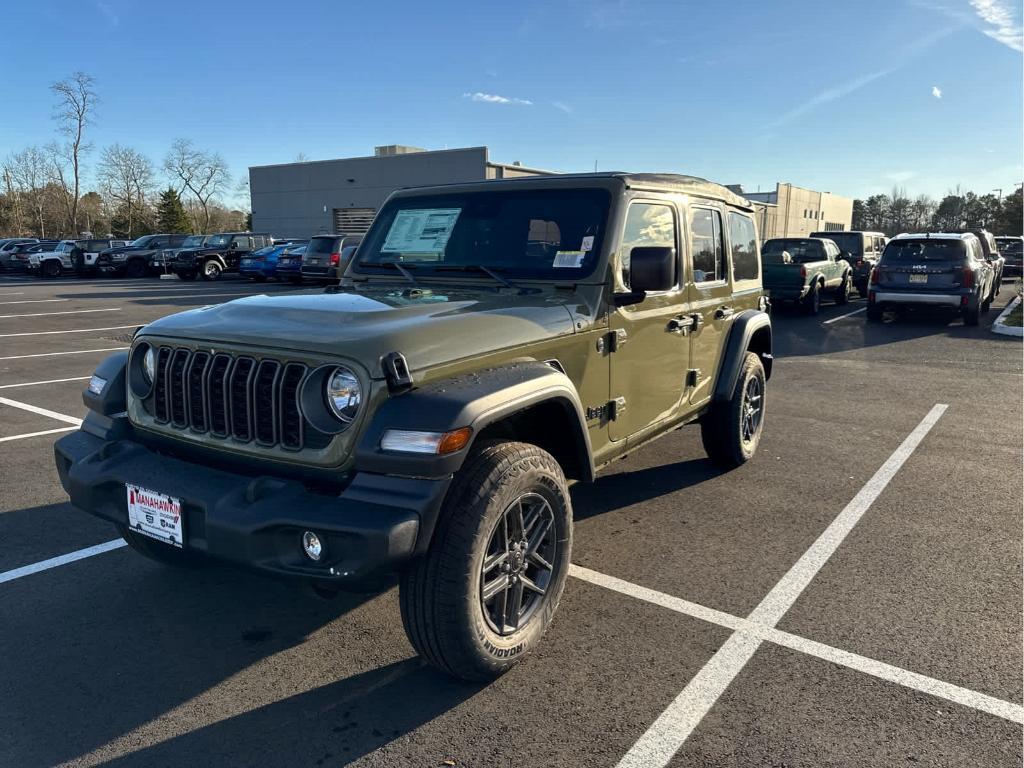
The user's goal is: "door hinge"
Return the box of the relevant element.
[685,368,702,388]
[609,396,627,420]
[596,329,628,353]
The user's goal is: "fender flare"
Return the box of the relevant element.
[713,310,772,402]
[355,361,594,482]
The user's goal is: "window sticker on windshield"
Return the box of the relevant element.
[381,208,461,253]
[553,250,585,268]
[581,235,594,252]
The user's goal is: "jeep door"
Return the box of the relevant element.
[608,199,691,441]
[228,235,251,269]
[685,203,733,406]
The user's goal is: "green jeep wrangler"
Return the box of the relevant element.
[54,173,772,681]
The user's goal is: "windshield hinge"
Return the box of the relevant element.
[381,351,414,394]
[609,396,626,420]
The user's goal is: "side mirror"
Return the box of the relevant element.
[629,246,676,293]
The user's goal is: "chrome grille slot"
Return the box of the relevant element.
[168,349,190,427]
[229,357,256,442]
[279,363,306,450]
[186,352,210,432]
[253,360,281,446]
[207,354,232,436]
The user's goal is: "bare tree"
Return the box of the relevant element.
[163,139,230,232]
[5,146,52,237]
[909,194,936,231]
[886,185,912,234]
[50,72,98,235]
[98,144,155,238]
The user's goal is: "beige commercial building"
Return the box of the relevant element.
[729,183,853,241]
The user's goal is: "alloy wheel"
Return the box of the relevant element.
[741,375,764,443]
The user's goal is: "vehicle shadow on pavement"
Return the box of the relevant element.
[1,555,480,768]
[570,456,727,520]
[94,659,479,768]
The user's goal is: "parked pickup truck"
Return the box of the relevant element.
[54,172,773,681]
[761,237,852,314]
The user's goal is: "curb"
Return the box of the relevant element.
[991,296,1023,337]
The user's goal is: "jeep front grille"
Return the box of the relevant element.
[150,346,308,450]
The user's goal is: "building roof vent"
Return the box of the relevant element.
[374,145,426,157]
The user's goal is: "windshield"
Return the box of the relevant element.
[206,234,231,247]
[882,239,965,263]
[813,232,861,255]
[762,239,825,264]
[129,236,153,248]
[355,189,609,279]
[182,235,205,247]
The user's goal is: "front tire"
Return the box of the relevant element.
[125,259,146,279]
[399,441,572,681]
[42,260,62,278]
[201,260,222,281]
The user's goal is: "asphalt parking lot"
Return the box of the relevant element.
[0,274,1020,768]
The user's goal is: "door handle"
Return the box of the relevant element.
[667,314,704,335]
[715,306,734,319]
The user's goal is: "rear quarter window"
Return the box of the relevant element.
[728,213,759,282]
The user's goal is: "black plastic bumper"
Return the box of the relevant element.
[54,424,450,585]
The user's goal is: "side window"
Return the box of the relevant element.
[620,202,677,289]
[233,236,251,250]
[728,213,759,282]
[690,207,725,283]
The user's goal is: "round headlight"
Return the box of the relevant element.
[325,366,361,425]
[143,346,156,384]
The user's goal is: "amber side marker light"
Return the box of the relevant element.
[380,427,473,455]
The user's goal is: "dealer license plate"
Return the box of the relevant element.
[126,484,183,547]
[909,274,928,283]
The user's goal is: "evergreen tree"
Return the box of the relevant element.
[155,187,191,233]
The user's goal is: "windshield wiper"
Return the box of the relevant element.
[364,261,419,285]
[434,264,520,291]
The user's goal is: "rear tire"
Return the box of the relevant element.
[399,441,572,681]
[835,273,851,305]
[964,300,981,326]
[700,352,766,468]
[42,260,62,278]
[116,524,202,568]
[866,304,883,322]
[802,282,821,315]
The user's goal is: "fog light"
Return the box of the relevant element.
[302,531,323,561]
[88,375,107,395]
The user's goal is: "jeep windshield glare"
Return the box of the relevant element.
[354,189,609,280]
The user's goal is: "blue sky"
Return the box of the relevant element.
[2,0,1021,203]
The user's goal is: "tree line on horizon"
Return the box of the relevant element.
[852,185,1022,238]
[0,72,249,241]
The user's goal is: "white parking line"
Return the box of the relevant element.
[0,539,126,585]
[0,426,78,443]
[571,565,1023,725]
[824,307,867,324]
[0,347,127,361]
[0,324,138,338]
[1,298,69,305]
[0,376,90,389]
[0,291,25,295]
[0,307,121,319]
[615,403,949,768]
[0,397,83,425]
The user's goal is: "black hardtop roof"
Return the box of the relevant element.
[392,171,755,212]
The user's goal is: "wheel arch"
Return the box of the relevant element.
[713,309,772,402]
[355,361,595,483]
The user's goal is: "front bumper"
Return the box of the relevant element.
[54,421,450,584]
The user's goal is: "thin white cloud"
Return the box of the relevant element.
[552,101,572,114]
[766,26,954,129]
[969,0,1024,51]
[96,1,118,26]
[462,92,533,106]
[932,85,943,98]
[886,170,918,182]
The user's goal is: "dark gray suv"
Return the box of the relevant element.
[299,234,363,283]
